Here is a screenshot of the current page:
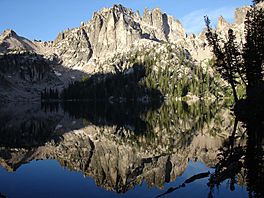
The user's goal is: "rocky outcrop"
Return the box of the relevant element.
[0,29,52,55]
[52,2,263,68]
[235,5,251,25]
[86,5,142,58]
[141,8,185,42]
[54,4,143,67]
[53,4,186,68]
[0,29,39,53]
[178,2,264,61]
[217,16,232,34]
[54,28,93,68]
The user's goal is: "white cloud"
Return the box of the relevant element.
[180,6,236,34]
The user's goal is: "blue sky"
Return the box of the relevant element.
[0,0,251,41]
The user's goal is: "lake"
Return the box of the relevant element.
[0,101,262,198]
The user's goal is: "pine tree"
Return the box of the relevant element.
[205,4,264,101]
[204,16,241,102]
[243,7,264,88]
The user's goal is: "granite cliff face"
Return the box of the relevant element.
[53,4,186,68]
[54,28,93,68]
[0,4,188,101]
[140,7,185,42]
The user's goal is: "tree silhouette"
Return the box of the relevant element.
[243,7,264,94]
[41,88,59,101]
[205,4,264,102]
[204,17,241,102]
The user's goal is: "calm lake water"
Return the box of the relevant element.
[0,101,262,198]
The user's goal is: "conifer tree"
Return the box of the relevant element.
[205,4,264,101]
[204,17,241,102]
[243,7,264,88]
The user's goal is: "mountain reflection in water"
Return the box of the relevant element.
[0,101,262,198]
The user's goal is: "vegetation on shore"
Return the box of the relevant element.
[205,4,264,105]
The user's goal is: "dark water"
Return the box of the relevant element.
[0,101,262,198]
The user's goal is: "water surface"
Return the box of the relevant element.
[0,102,262,198]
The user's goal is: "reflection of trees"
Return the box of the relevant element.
[208,113,264,197]
[62,101,161,135]
[61,100,231,155]
[244,119,264,197]
[0,104,63,148]
[156,103,263,197]
[143,101,231,150]
[208,118,243,194]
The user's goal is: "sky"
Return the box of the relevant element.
[0,0,252,41]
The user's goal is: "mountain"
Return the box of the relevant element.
[0,3,262,101]
[53,4,186,68]
[0,29,39,53]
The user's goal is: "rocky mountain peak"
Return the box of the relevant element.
[217,16,229,28]
[94,4,134,21]
[235,5,251,25]
[216,15,231,33]
[141,7,185,43]
[234,2,264,26]
[258,2,264,6]
[53,4,183,67]
[1,29,18,39]
[0,29,41,53]
[112,4,133,16]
